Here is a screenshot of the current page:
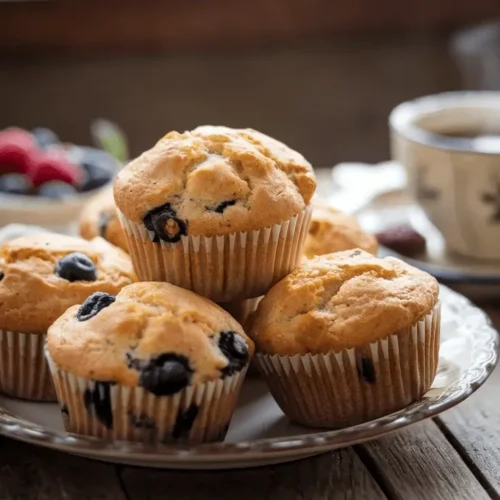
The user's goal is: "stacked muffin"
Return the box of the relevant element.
[0,124,440,443]
[113,126,315,302]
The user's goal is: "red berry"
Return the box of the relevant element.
[0,128,37,174]
[0,128,36,150]
[29,149,83,187]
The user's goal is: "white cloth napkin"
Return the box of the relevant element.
[329,161,407,214]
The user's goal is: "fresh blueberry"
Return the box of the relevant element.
[98,211,110,238]
[55,252,97,282]
[0,174,32,195]
[218,331,249,377]
[83,381,114,429]
[136,353,193,396]
[357,356,376,384]
[76,292,116,321]
[210,200,237,214]
[37,181,77,199]
[79,147,117,172]
[32,127,59,148]
[143,203,188,243]
[171,404,199,440]
[79,161,113,192]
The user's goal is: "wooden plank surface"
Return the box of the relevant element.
[436,350,500,498]
[358,420,491,500]
[121,448,386,500]
[0,436,126,500]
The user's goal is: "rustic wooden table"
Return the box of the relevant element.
[1,169,500,499]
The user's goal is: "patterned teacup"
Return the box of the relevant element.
[390,91,500,260]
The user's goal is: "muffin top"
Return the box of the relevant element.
[304,201,378,258]
[79,188,128,252]
[114,126,316,239]
[250,250,439,355]
[0,233,136,333]
[47,282,254,393]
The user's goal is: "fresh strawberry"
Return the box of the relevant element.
[0,128,37,174]
[29,149,84,187]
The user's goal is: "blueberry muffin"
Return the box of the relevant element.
[304,199,378,259]
[46,281,254,444]
[250,250,440,428]
[79,187,128,252]
[114,125,316,302]
[0,233,136,401]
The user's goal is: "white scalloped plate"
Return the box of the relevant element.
[0,285,497,469]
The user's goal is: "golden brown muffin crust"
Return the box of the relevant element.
[250,250,439,355]
[0,233,136,334]
[114,126,316,236]
[47,282,254,386]
[79,188,128,252]
[304,201,378,258]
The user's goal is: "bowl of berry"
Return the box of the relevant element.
[0,125,120,233]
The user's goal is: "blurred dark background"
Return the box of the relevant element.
[1,0,500,165]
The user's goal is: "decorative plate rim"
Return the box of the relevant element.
[0,285,497,464]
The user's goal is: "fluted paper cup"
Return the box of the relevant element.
[0,329,56,401]
[47,353,247,444]
[219,296,263,329]
[256,303,440,429]
[118,207,312,302]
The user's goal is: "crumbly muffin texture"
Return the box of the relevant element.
[47,282,255,394]
[0,233,136,333]
[79,188,128,252]
[114,126,316,239]
[304,200,378,258]
[250,250,439,355]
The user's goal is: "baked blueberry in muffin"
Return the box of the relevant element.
[77,292,116,321]
[143,202,188,244]
[46,282,254,444]
[55,252,98,282]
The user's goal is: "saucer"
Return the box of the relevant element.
[357,198,500,301]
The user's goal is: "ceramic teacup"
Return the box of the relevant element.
[390,91,500,260]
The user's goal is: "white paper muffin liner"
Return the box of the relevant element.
[0,329,56,401]
[46,352,247,444]
[118,207,312,302]
[255,302,441,429]
[219,296,263,329]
